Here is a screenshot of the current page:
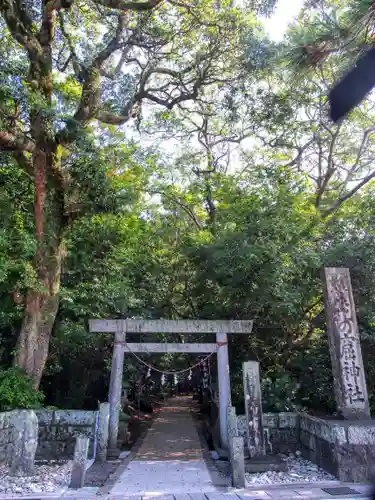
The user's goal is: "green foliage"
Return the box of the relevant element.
[0,368,44,411]
[1,0,375,414]
[261,374,302,413]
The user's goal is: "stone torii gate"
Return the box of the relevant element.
[89,319,253,454]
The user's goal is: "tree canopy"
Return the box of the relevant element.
[1,0,375,414]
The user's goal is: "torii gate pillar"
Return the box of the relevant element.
[216,330,231,447]
[108,332,126,451]
[90,319,253,453]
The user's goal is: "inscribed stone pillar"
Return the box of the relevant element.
[10,410,38,476]
[322,268,370,419]
[243,361,265,458]
[108,330,126,452]
[216,330,231,448]
[96,402,110,462]
[70,435,89,489]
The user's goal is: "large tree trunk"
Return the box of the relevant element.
[15,239,62,388]
[14,148,65,388]
[3,3,67,389]
[12,16,67,387]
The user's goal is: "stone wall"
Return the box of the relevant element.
[238,412,299,455]
[299,413,375,482]
[237,411,375,482]
[0,411,16,462]
[0,409,98,463]
[35,410,97,460]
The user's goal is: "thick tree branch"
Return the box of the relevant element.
[96,61,207,125]
[0,131,35,153]
[58,12,82,76]
[349,126,375,175]
[149,190,202,229]
[323,170,375,217]
[44,0,74,11]
[57,13,127,143]
[93,0,162,10]
[39,0,70,50]
[0,0,43,59]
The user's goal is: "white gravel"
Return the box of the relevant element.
[245,452,337,485]
[0,461,71,495]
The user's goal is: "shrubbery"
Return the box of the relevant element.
[0,367,44,411]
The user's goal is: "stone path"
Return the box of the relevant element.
[135,396,205,461]
[109,396,228,496]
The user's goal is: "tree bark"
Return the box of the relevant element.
[10,3,67,388]
[14,148,65,388]
[15,233,63,389]
[13,90,64,389]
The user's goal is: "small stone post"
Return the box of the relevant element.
[108,330,126,456]
[227,406,237,465]
[227,406,245,488]
[243,361,265,458]
[322,268,370,419]
[227,406,238,444]
[70,435,89,489]
[96,402,110,462]
[231,436,246,488]
[10,410,38,476]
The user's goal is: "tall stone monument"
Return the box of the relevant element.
[243,361,265,457]
[322,267,370,419]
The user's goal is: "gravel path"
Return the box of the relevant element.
[0,461,71,495]
[213,451,336,486]
[246,453,336,485]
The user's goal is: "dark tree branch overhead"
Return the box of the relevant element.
[0,0,43,60]
[322,170,375,218]
[149,190,202,229]
[93,0,163,10]
[0,131,35,153]
[96,59,210,125]
[56,11,127,142]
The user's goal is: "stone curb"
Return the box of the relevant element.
[0,493,371,500]
[245,480,342,489]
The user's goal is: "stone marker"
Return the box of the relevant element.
[10,410,38,476]
[231,436,246,488]
[243,361,265,458]
[227,407,237,481]
[96,402,110,462]
[322,268,370,419]
[227,406,245,487]
[69,435,89,489]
